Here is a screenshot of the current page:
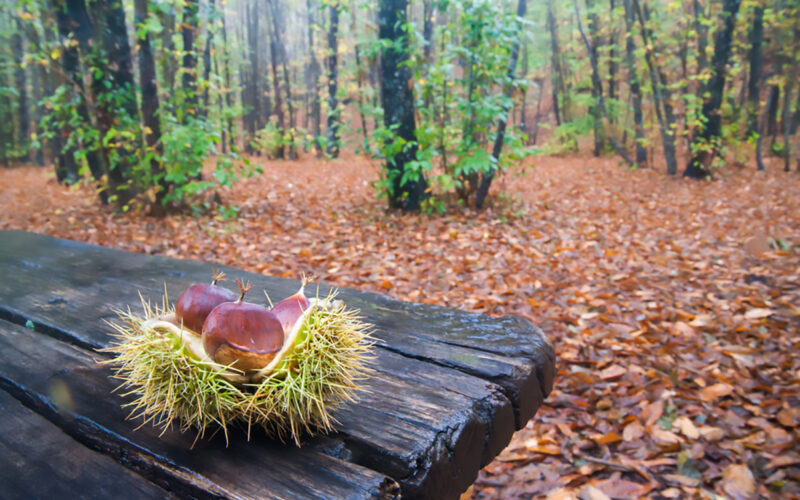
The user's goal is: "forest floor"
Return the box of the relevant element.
[1,153,799,499]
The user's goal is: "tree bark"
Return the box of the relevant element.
[266,1,285,159]
[623,0,646,166]
[326,1,340,157]
[585,0,604,156]
[633,0,677,174]
[306,0,323,155]
[475,0,528,209]
[201,0,216,118]
[378,0,427,211]
[11,21,29,162]
[684,0,741,178]
[745,4,765,138]
[135,0,169,209]
[268,0,296,159]
[546,0,563,126]
[574,0,636,167]
[181,0,199,117]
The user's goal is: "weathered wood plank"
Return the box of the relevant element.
[0,389,174,500]
[0,319,400,500]
[0,272,513,498]
[0,230,554,498]
[0,230,554,421]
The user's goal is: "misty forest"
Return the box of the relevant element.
[1,0,800,497]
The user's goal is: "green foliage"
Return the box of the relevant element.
[371,0,535,211]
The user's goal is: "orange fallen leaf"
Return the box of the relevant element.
[722,464,755,500]
[591,432,623,445]
[699,383,734,402]
[598,364,626,380]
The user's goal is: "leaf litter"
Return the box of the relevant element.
[1,152,799,498]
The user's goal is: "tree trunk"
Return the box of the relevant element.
[22,16,46,166]
[306,0,323,155]
[693,0,708,79]
[519,42,529,138]
[475,0,528,209]
[546,0,563,126]
[220,7,234,153]
[135,0,169,209]
[608,0,617,103]
[378,0,426,211]
[585,0,603,156]
[266,2,285,159]
[181,0,199,118]
[326,1,340,157]
[351,6,371,154]
[574,0,635,167]
[684,0,741,178]
[623,0,646,166]
[765,85,779,138]
[161,10,176,93]
[746,4,764,137]
[55,0,106,196]
[11,21,29,162]
[201,0,216,118]
[633,0,677,174]
[782,28,799,172]
[268,0,296,159]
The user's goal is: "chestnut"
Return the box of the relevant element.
[202,279,285,371]
[175,269,237,333]
[270,279,311,332]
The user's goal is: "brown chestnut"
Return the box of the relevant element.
[202,279,285,371]
[174,270,237,333]
[270,280,311,333]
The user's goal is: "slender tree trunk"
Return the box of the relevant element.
[765,85,780,138]
[273,0,297,158]
[326,1,340,157]
[634,0,677,174]
[40,10,68,177]
[623,0,646,166]
[684,0,741,178]
[694,0,708,78]
[56,0,106,197]
[11,21,29,162]
[608,0,617,103]
[746,4,764,137]
[782,28,799,172]
[586,0,603,156]
[574,0,635,167]
[378,0,427,211]
[220,7,234,153]
[201,0,216,118]
[546,0,563,126]
[135,0,169,210]
[266,2,286,159]
[182,0,199,118]
[519,42,529,137]
[475,0,528,209]
[23,17,46,166]
[306,0,322,155]
[351,7,371,153]
[791,87,800,135]
[161,10,176,93]
[422,0,435,110]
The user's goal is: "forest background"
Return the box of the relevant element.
[1,0,800,497]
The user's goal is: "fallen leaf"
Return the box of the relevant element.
[546,487,578,500]
[673,416,700,440]
[592,432,623,445]
[722,464,755,500]
[578,485,611,500]
[699,383,734,402]
[776,407,799,427]
[623,420,645,442]
[599,364,626,380]
[744,307,773,319]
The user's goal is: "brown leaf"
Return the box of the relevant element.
[591,432,623,445]
[722,464,755,500]
[744,307,773,319]
[598,364,626,381]
[776,407,799,427]
[578,485,611,500]
[622,420,645,442]
[698,383,734,402]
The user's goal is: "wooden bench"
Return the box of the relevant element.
[0,230,554,499]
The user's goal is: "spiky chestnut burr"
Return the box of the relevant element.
[174,269,237,333]
[103,280,374,446]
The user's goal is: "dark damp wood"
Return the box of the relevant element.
[0,390,175,500]
[0,230,554,412]
[0,230,554,499]
[0,319,399,500]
